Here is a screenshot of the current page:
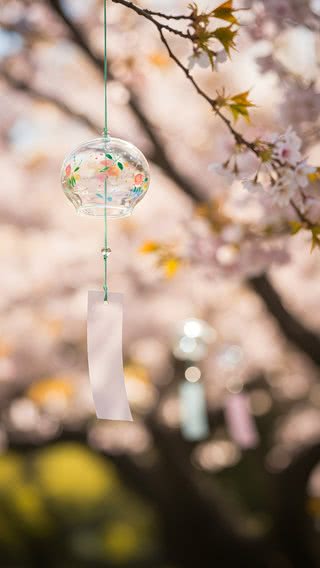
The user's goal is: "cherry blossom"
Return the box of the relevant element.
[295,161,316,188]
[208,161,238,181]
[242,179,264,194]
[269,168,298,207]
[272,127,302,166]
[188,51,211,70]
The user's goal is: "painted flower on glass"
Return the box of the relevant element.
[65,163,81,188]
[134,173,144,186]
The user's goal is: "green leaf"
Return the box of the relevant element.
[229,103,250,122]
[213,25,237,55]
[117,162,124,170]
[74,166,80,172]
[106,153,113,159]
[96,193,104,199]
[99,166,109,172]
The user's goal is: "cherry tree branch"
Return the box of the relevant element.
[109,0,191,38]
[112,0,319,235]
[137,9,190,21]
[42,0,320,368]
[112,0,259,155]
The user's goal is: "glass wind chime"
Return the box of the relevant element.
[60,1,150,421]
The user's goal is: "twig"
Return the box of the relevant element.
[138,9,191,21]
[112,0,259,156]
[109,0,191,39]
[157,27,258,154]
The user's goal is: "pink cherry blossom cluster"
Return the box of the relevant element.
[209,127,316,209]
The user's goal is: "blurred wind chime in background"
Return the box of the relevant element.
[218,344,259,449]
[60,0,150,420]
[173,318,213,441]
[173,319,259,447]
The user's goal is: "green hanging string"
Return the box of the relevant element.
[103,0,109,302]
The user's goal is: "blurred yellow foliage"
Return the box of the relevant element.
[103,522,141,563]
[139,240,160,253]
[124,363,150,384]
[140,241,182,278]
[0,453,23,492]
[148,52,171,68]
[27,376,74,406]
[10,483,52,534]
[162,257,181,278]
[0,454,51,537]
[34,444,118,514]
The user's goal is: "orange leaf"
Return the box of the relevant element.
[139,241,160,254]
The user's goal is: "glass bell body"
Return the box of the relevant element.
[61,137,150,218]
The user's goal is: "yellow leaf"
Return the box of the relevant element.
[139,241,160,254]
[163,257,180,278]
[230,90,255,107]
[212,1,239,25]
[311,226,320,252]
[308,167,320,183]
[289,221,302,235]
[260,148,273,162]
[227,90,255,122]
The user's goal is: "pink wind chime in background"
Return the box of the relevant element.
[60,0,150,420]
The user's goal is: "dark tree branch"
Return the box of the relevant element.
[107,0,191,38]
[48,0,201,202]
[272,443,320,568]
[1,69,100,134]
[249,274,320,366]
[136,9,190,21]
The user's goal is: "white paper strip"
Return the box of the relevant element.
[179,381,209,441]
[224,393,258,449]
[87,291,132,421]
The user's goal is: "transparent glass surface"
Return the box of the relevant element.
[61,137,150,218]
